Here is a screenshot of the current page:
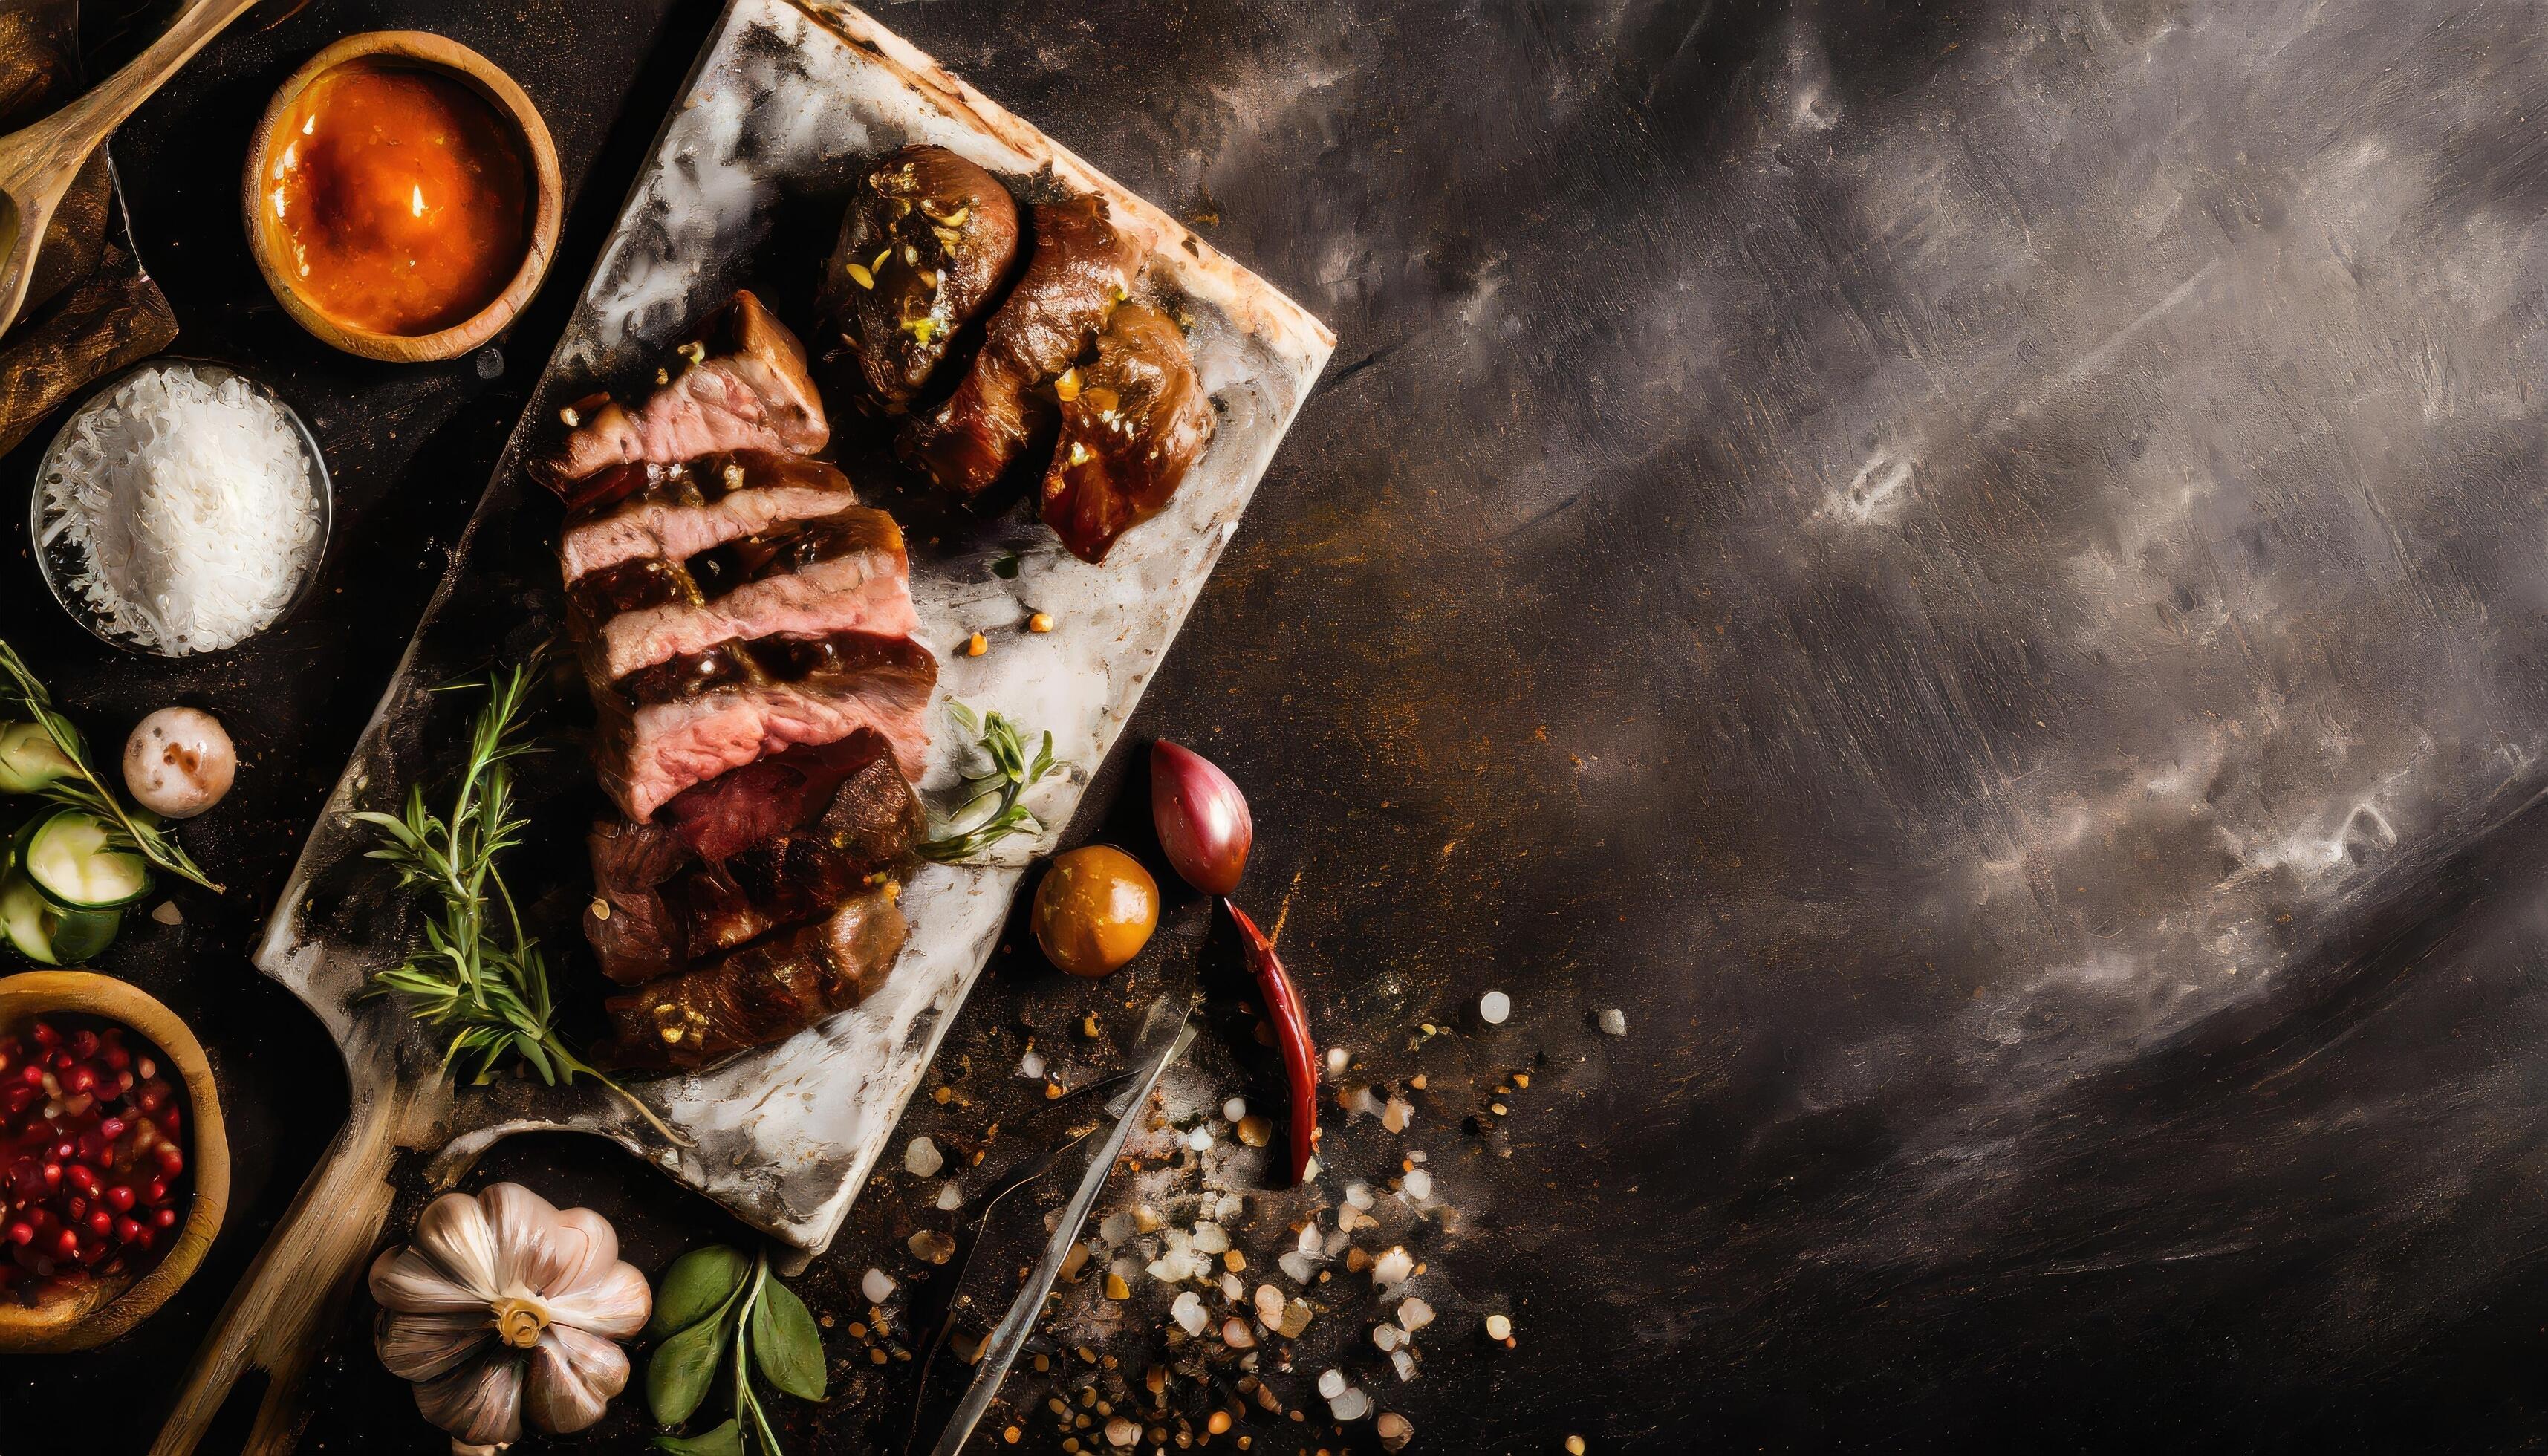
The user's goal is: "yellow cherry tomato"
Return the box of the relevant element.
[1033,845,1160,977]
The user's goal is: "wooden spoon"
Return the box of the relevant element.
[0,0,261,340]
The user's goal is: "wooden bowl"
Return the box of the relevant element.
[242,31,562,362]
[0,971,229,1353]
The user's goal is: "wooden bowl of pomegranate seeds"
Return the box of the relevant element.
[0,971,228,1352]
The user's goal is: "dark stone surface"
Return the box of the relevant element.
[17,0,2548,1452]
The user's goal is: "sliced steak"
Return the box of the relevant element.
[576,509,912,683]
[539,290,827,490]
[899,195,1145,498]
[683,756,925,959]
[559,452,859,585]
[818,145,1022,414]
[590,633,937,823]
[656,731,894,862]
[1041,303,1215,563]
[605,888,909,1069]
[582,818,692,985]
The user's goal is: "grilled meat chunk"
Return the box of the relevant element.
[819,145,1021,414]
[898,195,1144,497]
[589,631,936,823]
[559,452,860,585]
[683,755,925,959]
[605,888,909,1069]
[656,731,898,862]
[1040,303,1215,563]
[574,507,913,683]
[539,290,826,490]
[583,744,924,983]
[582,818,692,985]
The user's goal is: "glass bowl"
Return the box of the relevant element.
[29,358,334,657]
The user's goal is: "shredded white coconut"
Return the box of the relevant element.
[41,363,321,654]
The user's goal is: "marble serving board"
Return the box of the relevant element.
[255,0,1333,1253]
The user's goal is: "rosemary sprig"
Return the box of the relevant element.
[356,660,684,1146]
[917,700,1064,862]
[0,637,222,893]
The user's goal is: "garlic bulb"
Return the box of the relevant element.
[369,1183,652,1455]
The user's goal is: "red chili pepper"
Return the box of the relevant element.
[1224,899,1317,1185]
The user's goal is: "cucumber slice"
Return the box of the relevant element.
[0,874,53,962]
[19,809,152,910]
[0,723,75,795]
[0,872,121,964]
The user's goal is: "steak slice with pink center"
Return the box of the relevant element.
[559,452,859,584]
[590,631,937,823]
[575,510,914,683]
[538,290,827,491]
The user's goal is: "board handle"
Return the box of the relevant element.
[153,1073,452,1456]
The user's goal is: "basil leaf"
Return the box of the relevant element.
[649,1245,753,1339]
[750,1275,828,1400]
[654,1417,746,1455]
[646,1312,732,1426]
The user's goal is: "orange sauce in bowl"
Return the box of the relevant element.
[261,65,530,337]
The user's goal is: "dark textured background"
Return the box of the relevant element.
[13,0,2548,1450]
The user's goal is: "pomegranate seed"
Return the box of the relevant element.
[30,1023,56,1049]
[18,1064,41,1088]
[102,1046,128,1072]
[155,1146,181,1177]
[104,1186,134,1213]
[4,1223,27,1246]
[50,1051,70,1071]
[151,1207,175,1229]
[51,1229,75,1259]
[160,1105,179,1134]
[113,1216,142,1244]
[129,1227,152,1252]
[143,1179,166,1205]
[39,1163,59,1191]
[95,1117,124,1143]
[68,1165,100,1195]
[85,1209,110,1238]
[135,1082,167,1113]
[134,1058,154,1082]
[68,1031,96,1059]
[48,1140,71,1163]
[65,1195,85,1223]
[62,1066,94,1096]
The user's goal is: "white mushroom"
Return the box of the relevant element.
[122,707,235,819]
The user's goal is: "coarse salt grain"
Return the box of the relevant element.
[1222,1096,1247,1122]
[862,1267,895,1304]
[1485,1313,1512,1339]
[1478,990,1511,1024]
[1317,1369,1347,1399]
[1596,1007,1628,1036]
[905,1137,943,1177]
[1397,1297,1434,1332]
[1371,1247,1414,1287]
[1330,1388,1371,1420]
[1402,1169,1433,1200]
[935,1182,963,1210]
[42,363,320,654]
[1171,1291,1206,1335]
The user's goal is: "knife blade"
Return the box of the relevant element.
[926,988,1198,1456]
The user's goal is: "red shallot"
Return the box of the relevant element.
[1149,741,1252,896]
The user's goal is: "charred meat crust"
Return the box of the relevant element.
[1040,302,1215,563]
[898,195,1145,498]
[819,144,1022,415]
[605,888,909,1070]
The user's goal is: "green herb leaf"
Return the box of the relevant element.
[650,1245,753,1340]
[916,703,1067,862]
[646,1312,732,1426]
[653,1417,746,1456]
[749,1275,828,1400]
[990,552,1021,579]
